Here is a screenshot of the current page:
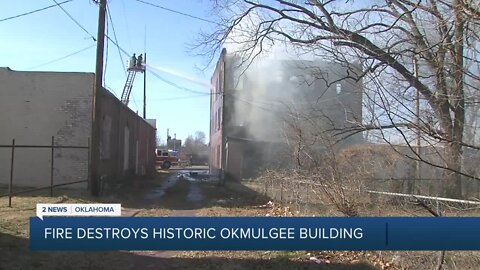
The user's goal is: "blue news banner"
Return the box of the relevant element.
[30,217,480,251]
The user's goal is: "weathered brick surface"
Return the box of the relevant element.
[0,68,156,190]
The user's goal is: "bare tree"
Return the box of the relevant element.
[183,131,209,164]
[198,0,480,198]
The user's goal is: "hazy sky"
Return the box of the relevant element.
[0,0,217,143]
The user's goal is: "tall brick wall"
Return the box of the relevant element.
[98,89,156,184]
[0,68,93,188]
[209,49,225,176]
[0,68,156,190]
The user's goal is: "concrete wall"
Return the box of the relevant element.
[0,68,92,188]
[0,68,156,190]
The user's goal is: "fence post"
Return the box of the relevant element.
[8,139,15,207]
[50,136,54,197]
[280,181,284,202]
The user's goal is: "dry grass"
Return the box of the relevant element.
[238,175,480,270]
[179,201,382,269]
[0,195,98,237]
[134,208,173,217]
[0,192,175,270]
[2,173,480,270]
[0,189,374,270]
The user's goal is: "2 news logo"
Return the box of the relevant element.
[36,203,121,219]
[40,205,68,213]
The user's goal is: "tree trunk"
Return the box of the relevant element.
[444,0,466,199]
[444,142,463,198]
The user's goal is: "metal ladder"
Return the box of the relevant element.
[120,70,137,105]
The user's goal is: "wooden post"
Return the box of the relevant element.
[50,136,55,197]
[8,139,15,207]
[143,53,147,119]
[91,0,107,196]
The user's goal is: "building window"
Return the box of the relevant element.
[216,75,221,97]
[217,107,221,131]
[213,111,217,132]
[336,83,342,95]
[216,145,221,167]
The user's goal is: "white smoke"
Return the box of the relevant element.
[147,65,210,88]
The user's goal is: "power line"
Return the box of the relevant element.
[147,64,210,88]
[105,36,215,97]
[52,0,96,41]
[134,0,221,25]
[0,0,73,22]
[131,94,209,102]
[101,26,214,100]
[119,0,133,51]
[131,92,140,112]
[25,44,96,70]
[106,3,127,77]
[104,24,140,110]
[105,34,129,56]
[2,0,217,102]
[101,36,139,111]
[147,69,211,95]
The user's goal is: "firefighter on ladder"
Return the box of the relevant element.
[137,54,143,70]
[129,53,137,70]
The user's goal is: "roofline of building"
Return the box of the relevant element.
[1,67,156,130]
[210,49,363,73]
[1,67,96,75]
[210,48,227,82]
[99,87,157,130]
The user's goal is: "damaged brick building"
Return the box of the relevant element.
[209,49,363,180]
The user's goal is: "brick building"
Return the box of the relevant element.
[0,68,156,190]
[209,49,363,180]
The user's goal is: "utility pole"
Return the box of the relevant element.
[91,0,106,196]
[143,26,147,119]
[173,133,176,151]
[143,53,147,119]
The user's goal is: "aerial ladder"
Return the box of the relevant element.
[120,54,145,105]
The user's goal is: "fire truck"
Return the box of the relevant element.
[155,149,178,169]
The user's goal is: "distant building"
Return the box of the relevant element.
[0,68,156,190]
[209,49,363,180]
